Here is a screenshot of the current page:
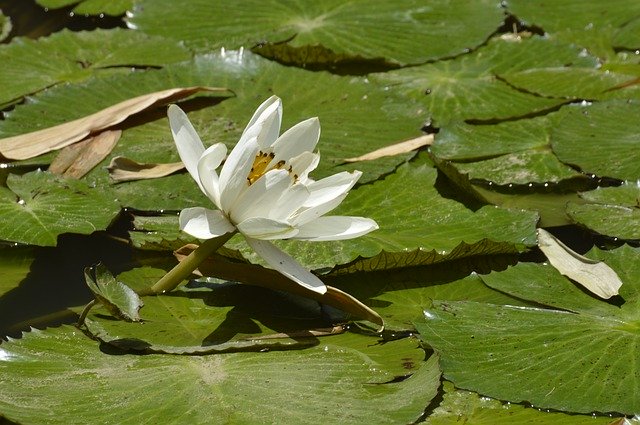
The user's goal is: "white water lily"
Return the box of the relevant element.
[168,96,378,294]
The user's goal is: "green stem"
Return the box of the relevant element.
[149,231,236,294]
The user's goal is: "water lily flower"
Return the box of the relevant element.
[168,96,378,294]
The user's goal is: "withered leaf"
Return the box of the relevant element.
[343,134,433,163]
[107,156,184,183]
[50,130,121,179]
[0,86,229,160]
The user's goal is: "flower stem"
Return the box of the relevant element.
[148,232,236,294]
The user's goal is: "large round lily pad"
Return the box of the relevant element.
[372,36,596,125]
[551,100,640,181]
[0,325,439,424]
[129,0,504,66]
[0,28,190,107]
[417,245,640,414]
[0,171,120,246]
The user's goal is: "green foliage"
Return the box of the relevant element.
[0,325,440,424]
[0,171,120,246]
[1,0,639,422]
[417,245,640,414]
[129,0,504,65]
[36,0,133,16]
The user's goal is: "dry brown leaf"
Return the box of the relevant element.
[343,134,433,163]
[107,156,185,183]
[49,138,93,175]
[50,130,121,179]
[0,86,229,161]
[537,228,623,299]
[174,245,384,329]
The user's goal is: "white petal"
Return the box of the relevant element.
[288,151,320,183]
[245,237,327,294]
[230,169,291,223]
[269,184,310,221]
[292,171,362,226]
[241,96,282,150]
[179,207,235,240]
[218,137,260,212]
[236,217,299,240]
[293,216,379,241]
[242,96,281,138]
[197,143,226,209]
[168,105,205,189]
[270,117,320,163]
[304,170,361,208]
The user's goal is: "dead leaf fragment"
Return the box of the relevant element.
[0,86,229,160]
[343,134,433,163]
[50,130,121,179]
[174,244,384,329]
[537,228,623,299]
[107,156,184,182]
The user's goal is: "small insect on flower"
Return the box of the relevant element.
[168,96,378,294]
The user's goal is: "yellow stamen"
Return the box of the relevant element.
[246,151,298,185]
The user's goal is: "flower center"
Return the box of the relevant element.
[246,150,297,185]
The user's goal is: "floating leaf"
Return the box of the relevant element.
[537,228,623,298]
[499,67,640,100]
[129,0,504,66]
[49,129,121,178]
[567,183,640,241]
[0,171,120,246]
[551,100,640,181]
[0,28,190,107]
[107,156,184,182]
[0,325,439,424]
[614,17,640,49]
[36,0,133,16]
[417,245,640,414]
[506,0,640,33]
[0,86,228,160]
[83,264,143,322]
[372,36,596,125]
[425,382,616,424]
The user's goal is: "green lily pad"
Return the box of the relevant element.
[36,0,132,15]
[0,246,37,297]
[614,17,640,49]
[416,245,640,414]
[551,100,640,181]
[0,325,439,424]
[499,67,640,100]
[452,150,582,186]
[425,382,616,424]
[506,0,640,34]
[431,116,555,161]
[580,183,640,206]
[566,184,640,240]
[372,36,596,125]
[0,28,190,108]
[336,274,530,330]
[84,264,143,322]
[0,171,121,246]
[84,266,332,353]
[568,203,640,240]
[129,0,504,66]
